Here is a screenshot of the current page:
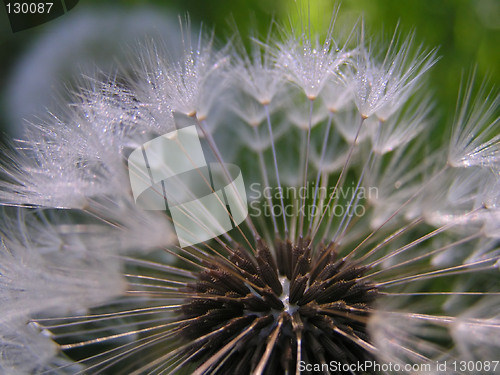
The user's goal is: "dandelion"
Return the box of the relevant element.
[0,13,499,375]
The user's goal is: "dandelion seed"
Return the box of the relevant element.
[448,70,500,168]
[344,28,438,120]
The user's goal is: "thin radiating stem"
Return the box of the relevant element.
[298,99,314,239]
[196,119,259,248]
[311,114,365,243]
[253,125,279,234]
[264,104,288,236]
[344,164,450,261]
[377,257,499,287]
[308,111,333,234]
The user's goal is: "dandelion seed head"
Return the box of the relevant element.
[232,39,284,106]
[0,10,499,375]
[180,238,377,373]
[276,36,350,101]
[448,73,500,168]
[0,319,60,375]
[452,298,500,361]
[321,79,354,113]
[344,32,437,120]
[158,41,228,121]
[0,226,125,326]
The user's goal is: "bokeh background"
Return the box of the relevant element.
[0,0,499,139]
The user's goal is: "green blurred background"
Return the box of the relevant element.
[0,0,498,138]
